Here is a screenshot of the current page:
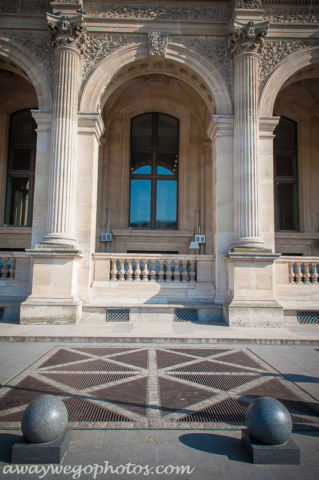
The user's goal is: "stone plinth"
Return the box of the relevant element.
[242,429,300,465]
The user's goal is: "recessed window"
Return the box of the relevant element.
[5,109,36,226]
[129,113,179,229]
[274,117,299,231]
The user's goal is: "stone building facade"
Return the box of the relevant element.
[0,0,319,326]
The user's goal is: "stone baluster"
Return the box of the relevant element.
[295,262,303,284]
[149,260,156,281]
[126,260,133,282]
[229,20,269,250]
[43,13,86,246]
[142,259,149,282]
[189,260,196,283]
[181,260,188,283]
[158,260,165,283]
[1,258,8,278]
[118,259,126,281]
[110,259,118,281]
[8,258,15,279]
[134,259,142,281]
[303,263,310,284]
[169,261,174,282]
[311,263,318,284]
[289,262,295,284]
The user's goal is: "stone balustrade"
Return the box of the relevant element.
[288,258,319,285]
[92,254,215,284]
[0,254,16,279]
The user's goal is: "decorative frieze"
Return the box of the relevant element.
[170,37,232,88]
[228,21,269,57]
[259,40,312,82]
[236,0,262,9]
[0,31,53,78]
[82,33,146,80]
[265,9,319,24]
[47,13,86,53]
[0,0,49,15]
[148,32,168,57]
[85,5,231,22]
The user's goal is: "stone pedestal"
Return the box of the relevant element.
[20,246,82,324]
[223,252,283,327]
[242,429,300,465]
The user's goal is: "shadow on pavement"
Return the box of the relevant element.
[0,433,20,464]
[284,374,319,384]
[179,433,249,463]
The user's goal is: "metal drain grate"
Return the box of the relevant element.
[168,348,231,357]
[171,360,256,374]
[73,347,137,357]
[0,307,4,320]
[40,373,135,390]
[0,410,24,422]
[175,309,198,322]
[177,397,249,423]
[170,373,261,391]
[298,311,319,324]
[63,396,132,422]
[52,359,136,373]
[107,309,130,322]
[291,415,319,425]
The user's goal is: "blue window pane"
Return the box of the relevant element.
[130,180,151,228]
[132,152,152,174]
[156,181,177,229]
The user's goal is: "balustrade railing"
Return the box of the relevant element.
[0,255,16,279]
[288,259,319,284]
[109,256,196,283]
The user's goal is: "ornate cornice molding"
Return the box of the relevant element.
[259,39,313,82]
[170,36,232,89]
[0,31,53,78]
[148,32,169,57]
[85,5,231,22]
[228,21,269,58]
[236,0,262,9]
[47,13,86,53]
[265,9,319,24]
[82,33,146,81]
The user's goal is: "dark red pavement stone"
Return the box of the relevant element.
[39,349,91,369]
[73,347,138,357]
[93,377,148,417]
[109,350,148,369]
[156,350,195,369]
[168,348,232,358]
[0,410,24,422]
[170,373,261,391]
[171,360,256,373]
[214,351,265,370]
[158,377,216,417]
[40,372,135,390]
[177,397,250,423]
[53,359,136,373]
[63,396,133,422]
[0,376,65,411]
[241,378,319,417]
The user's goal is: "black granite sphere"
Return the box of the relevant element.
[246,397,292,445]
[21,395,68,444]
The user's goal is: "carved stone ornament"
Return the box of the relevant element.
[259,40,313,82]
[236,0,262,9]
[148,32,169,57]
[266,9,319,24]
[0,31,54,78]
[82,33,146,81]
[170,36,232,89]
[47,13,86,54]
[228,21,269,57]
[0,0,50,15]
[85,5,231,22]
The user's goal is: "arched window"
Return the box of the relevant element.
[4,109,36,226]
[274,117,299,231]
[129,113,179,229]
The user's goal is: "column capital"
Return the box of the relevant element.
[259,116,280,138]
[228,20,269,58]
[31,110,52,132]
[78,112,105,143]
[47,13,86,54]
[207,115,234,143]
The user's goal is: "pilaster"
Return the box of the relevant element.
[0,113,9,225]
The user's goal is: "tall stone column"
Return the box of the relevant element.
[43,13,86,246]
[229,21,269,251]
[0,113,9,225]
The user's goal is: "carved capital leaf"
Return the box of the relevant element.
[228,21,269,57]
[236,0,262,9]
[47,13,86,54]
[148,32,169,57]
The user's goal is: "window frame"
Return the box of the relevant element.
[129,112,179,230]
[4,109,37,227]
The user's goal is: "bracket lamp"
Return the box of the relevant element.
[189,241,200,250]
